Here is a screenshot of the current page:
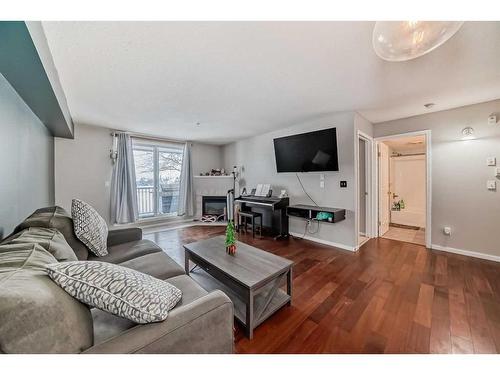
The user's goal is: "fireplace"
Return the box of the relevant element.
[202,196,227,221]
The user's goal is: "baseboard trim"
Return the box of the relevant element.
[431,244,500,263]
[289,232,356,252]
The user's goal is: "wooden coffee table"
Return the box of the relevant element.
[184,236,293,339]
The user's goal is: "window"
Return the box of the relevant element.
[133,140,184,218]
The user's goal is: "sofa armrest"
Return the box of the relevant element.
[83,290,234,354]
[107,228,143,247]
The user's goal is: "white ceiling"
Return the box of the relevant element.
[41,21,500,145]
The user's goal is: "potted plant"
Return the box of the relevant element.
[225,220,237,255]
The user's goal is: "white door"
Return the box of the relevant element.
[358,138,367,235]
[378,142,390,236]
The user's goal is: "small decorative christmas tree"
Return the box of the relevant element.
[225,220,237,255]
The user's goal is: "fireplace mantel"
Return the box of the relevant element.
[194,175,233,179]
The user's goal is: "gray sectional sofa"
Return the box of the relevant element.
[0,206,234,354]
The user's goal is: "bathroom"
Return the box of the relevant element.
[379,135,427,246]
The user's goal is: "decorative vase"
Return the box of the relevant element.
[226,244,236,256]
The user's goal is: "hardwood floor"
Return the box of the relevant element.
[144,225,500,354]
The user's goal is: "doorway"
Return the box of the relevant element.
[375,131,431,247]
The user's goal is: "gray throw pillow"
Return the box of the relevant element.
[71,199,108,257]
[46,261,182,324]
[6,227,78,262]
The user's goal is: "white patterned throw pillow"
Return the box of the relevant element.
[46,261,182,324]
[71,199,108,257]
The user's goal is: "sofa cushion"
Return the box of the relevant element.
[119,252,185,280]
[6,206,89,260]
[166,275,209,307]
[47,261,182,324]
[0,243,93,353]
[71,199,108,257]
[5,227,77,262]
[91,274,209,345]
[90,239,161,264]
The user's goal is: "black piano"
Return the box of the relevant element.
[234,195,289,239]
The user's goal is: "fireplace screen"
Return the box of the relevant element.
[202,196,227,221]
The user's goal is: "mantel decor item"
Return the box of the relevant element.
[199,168,229,176]
[225,220,237,255]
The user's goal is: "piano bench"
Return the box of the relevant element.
[238,211,263,238]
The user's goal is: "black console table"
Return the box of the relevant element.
[287,204,346,223]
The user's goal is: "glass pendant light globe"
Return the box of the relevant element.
[373,21,464,62]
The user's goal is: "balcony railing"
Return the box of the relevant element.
[136,185,180,218]
[137,186,155,216]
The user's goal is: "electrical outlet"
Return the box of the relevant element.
[487,157,496,166]
[443,227,451,235]
[487,180,497,190]
[340,181,347,188]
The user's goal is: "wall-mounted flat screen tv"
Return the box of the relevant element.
[273,127,339,172]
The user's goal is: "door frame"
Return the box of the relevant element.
[378,141,391,237]
[373,130,432,249]
[355,130,375,249]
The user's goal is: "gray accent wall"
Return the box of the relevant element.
[0,22,73,138]
[25,22,73,135]
[0,74,54,238]
[223,112,358,249]
[55,123,224,225]
[374,99,500,258]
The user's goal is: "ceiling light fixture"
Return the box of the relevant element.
[373,21,464,62]
[461,126,475,140]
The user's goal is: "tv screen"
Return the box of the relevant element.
[273,128,339,172]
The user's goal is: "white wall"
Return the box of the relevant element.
[223,111,359,250]
[55,123,223,225]
[191,142,223,176]
[354,112,374,137]
[374,99,500,258]
[0,74,54,238]
[390,154,426,228]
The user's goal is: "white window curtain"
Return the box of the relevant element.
[110,133,139,224]
[177,142,194,217]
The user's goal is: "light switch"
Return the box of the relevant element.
[487,180,497,190]
[320,181,325,189]
[487,157,496,166]
[319,173,325,181]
